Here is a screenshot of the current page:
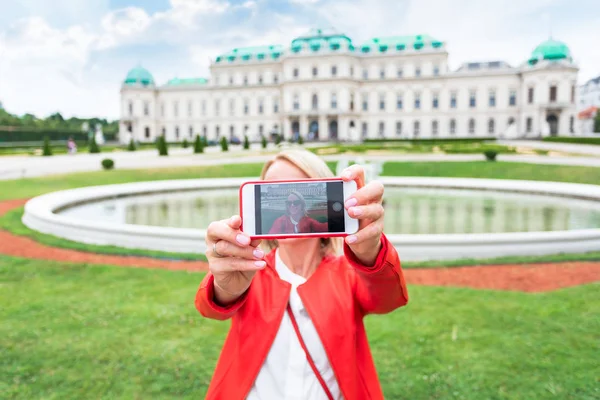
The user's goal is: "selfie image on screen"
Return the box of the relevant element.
[256,182,344,235]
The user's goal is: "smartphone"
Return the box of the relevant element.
[240,178,359,239]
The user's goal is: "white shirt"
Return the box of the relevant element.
[247,250,342,400]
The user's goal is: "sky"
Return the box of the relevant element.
[0,0,598,120]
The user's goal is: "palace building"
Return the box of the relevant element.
[119,29,580,143]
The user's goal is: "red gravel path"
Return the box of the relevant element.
[2,199,599,292]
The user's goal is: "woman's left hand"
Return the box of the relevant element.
[341,164,385,266]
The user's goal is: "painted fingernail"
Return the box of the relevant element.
[351,207,362,216]
[254,261,266,269]
[346,235,357,244]
[345,198,358,208]
[253,249,264,259]
[236,234,250,245]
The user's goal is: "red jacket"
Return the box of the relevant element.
[195,235,408,399]
[268,215,329,234]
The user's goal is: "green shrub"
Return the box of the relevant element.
[275,134,282,145]
[193,135,204,154]
[364,137,496,144]
[261,135,267,149]
[127,138,136,152]
[484,150,498,161]
[220,136,229,152]
[243,135,250,150]
[42,136,52,156]
[157,135,168,156]
[182,138,189,148]
[89,136,100,153]
[101,158,114,170]
[298,135,304,145]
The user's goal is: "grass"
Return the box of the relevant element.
[0,163,265,201]
[1,256,598,399]
[310,142,516,156]
[0,207,206,261]
[542,136,600,145]
[382,161,600,185]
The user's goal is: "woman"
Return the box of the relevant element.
[268,190,328,234]
[196,149,408,400]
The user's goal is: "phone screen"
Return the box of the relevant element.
[253,181,345,235]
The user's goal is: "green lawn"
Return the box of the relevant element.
[1,256,597,399]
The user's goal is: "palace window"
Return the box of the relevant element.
[244,100,249,115]
[509,90,517,106]
[331,93,337,109]
[378,121,385,137]
[396,121,402,136]
[175,126,180,139]
[201,100,206,115]
[229,99,235,116]
[293,68,299,79]
[526,117,532,133]
[488,118,495,134]
[312,94,318,110]
[468,118,476,134]
[450,119,456,135]
[293,94,300,110]
[274,74,279,84]
[397,67,403,78]
[380,67,385,79]
[128,101,133,116]
[414,93,421,110]
[258,75,263,85]
[188,126,193,138]
[216,126,220,138]
[415,66,421,77]
[143,101,149,116]
[550,85,557,102]
[432,120,438,136]
[397,94,403,110]
[312,66,318,77]
[528,87,534,104]
[331,65,337,77]
[258,99,264,114]
[273,98,279,113]
[362,69,368,79]
[469,91,476,108]
[432,93,439,109]
[489,91,496,107]
[243,75,248,85]
[450,91,457,108]
[144,127,150,138]
[379,93,385,110]
[361,122,368,138]
[433,65,440,76]
[362,95,368,111]
[414,120,420,137]
[173,101,179,117]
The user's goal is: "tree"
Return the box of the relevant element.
[183,138,189,148]
[89,135,100,153]
[220,136,229,152]
[42,136,52,156]
[193,135,204,154]
[127,138,136,151]
[595,110,600,133]
[274,134,282,145]
[261,135,267,149]
[298,134,304,145]
[157,135,168,156]
[243,135,250,150]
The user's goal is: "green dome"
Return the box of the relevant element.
[528,39,571,65]
[124,66,155,86]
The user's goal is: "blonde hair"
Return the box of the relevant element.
[260,149,343,255]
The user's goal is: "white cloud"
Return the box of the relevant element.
[0,0,598,119]
[97,7,152,49]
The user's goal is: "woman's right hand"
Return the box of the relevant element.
[206,215,265,306]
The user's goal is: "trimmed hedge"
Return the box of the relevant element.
[542,136,600,145]
[363,137,497,144]
[0,128,117,142]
